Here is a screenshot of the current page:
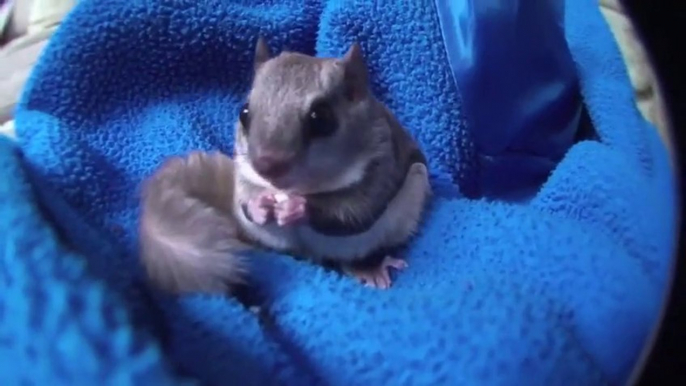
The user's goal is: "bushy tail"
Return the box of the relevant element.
[139,151,249,294]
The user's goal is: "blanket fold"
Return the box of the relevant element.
[0,0,676,385]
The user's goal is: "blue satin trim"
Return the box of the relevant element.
[434,0,582,199]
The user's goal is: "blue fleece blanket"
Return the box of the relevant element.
[0,0,677,385]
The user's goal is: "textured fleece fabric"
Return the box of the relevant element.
[0,0,676,385]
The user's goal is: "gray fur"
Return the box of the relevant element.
[139,151,250,294]
[305,104,427,237]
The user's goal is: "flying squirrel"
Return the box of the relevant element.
[139,37,432,295]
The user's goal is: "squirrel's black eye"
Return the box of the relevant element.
[306,101,337,138]
[239,103,250,130]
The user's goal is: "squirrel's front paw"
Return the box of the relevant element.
[274,195,307,226]
[245,192,276,225]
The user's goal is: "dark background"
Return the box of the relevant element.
[621,1,685,385]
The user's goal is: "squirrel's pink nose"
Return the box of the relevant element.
[251,153,292,180]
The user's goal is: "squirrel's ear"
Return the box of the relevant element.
[254,36,271,70]
[341,42,369,101]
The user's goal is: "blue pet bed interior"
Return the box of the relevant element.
[0,0,677,385]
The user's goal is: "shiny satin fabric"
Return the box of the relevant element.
[435,0,581,199]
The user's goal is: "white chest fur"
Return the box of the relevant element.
[234,157,431,262]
